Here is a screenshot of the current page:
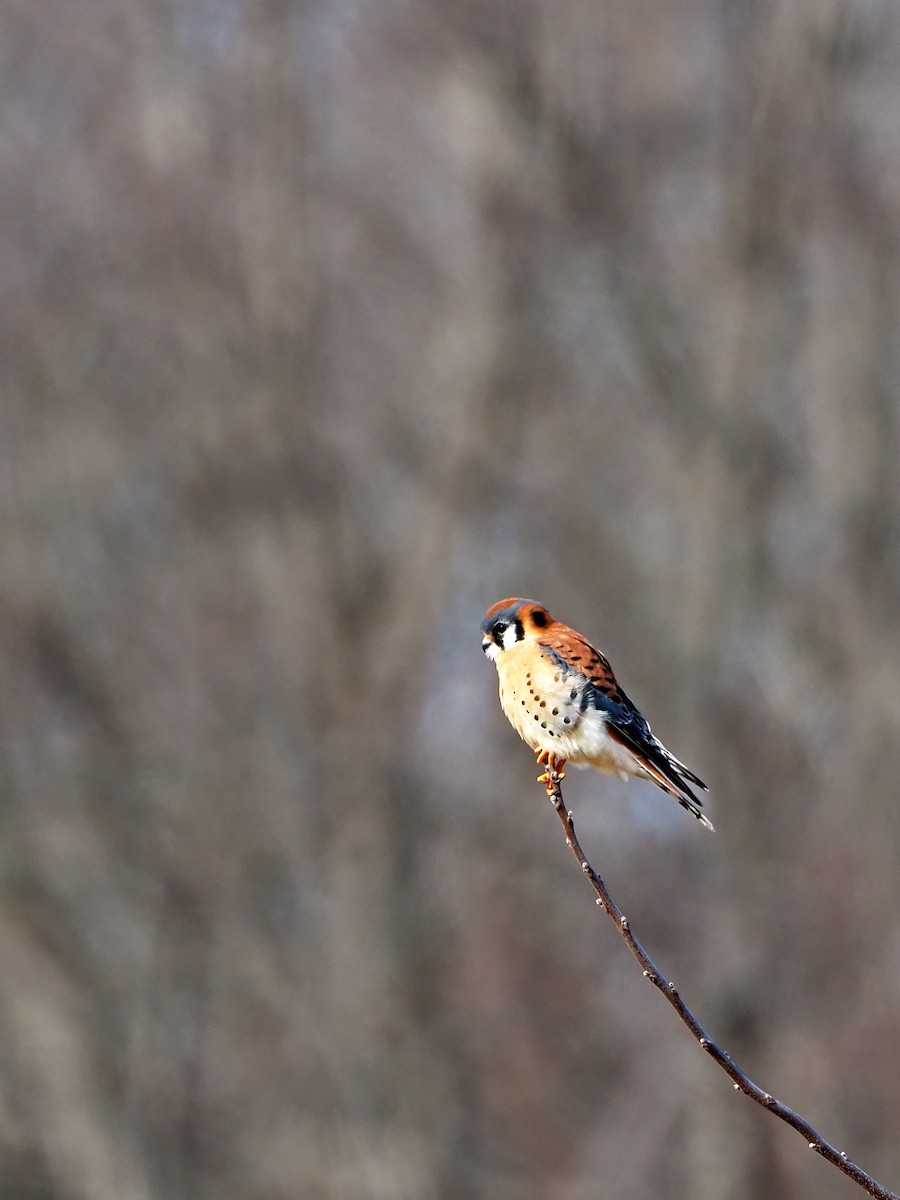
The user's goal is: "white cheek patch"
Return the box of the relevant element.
[501,624,520,651]
[484,641,501,663]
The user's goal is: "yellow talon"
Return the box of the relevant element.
[537,772,550,783]
[535,749,550,765]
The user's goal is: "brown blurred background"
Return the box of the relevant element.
[2,1,900,1198]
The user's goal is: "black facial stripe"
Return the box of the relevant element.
[514,618,524,642]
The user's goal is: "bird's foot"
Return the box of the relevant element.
[536,752,567,794]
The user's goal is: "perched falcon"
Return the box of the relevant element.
[481,598,712,830]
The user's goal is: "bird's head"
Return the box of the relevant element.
[480,598,553,662]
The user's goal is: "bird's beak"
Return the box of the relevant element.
[481,635,492,655]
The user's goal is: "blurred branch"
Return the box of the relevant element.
[542,765,899,1200]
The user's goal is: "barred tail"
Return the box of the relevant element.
[607,725,714,832]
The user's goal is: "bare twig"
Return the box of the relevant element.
[543,766,899,1200]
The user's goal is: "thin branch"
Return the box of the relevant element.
[543,766,899,1200]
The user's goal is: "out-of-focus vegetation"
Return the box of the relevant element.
[2,2,900,1198]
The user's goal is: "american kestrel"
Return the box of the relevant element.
[481,598,713,830]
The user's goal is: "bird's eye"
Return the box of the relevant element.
[493,622,507,638]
